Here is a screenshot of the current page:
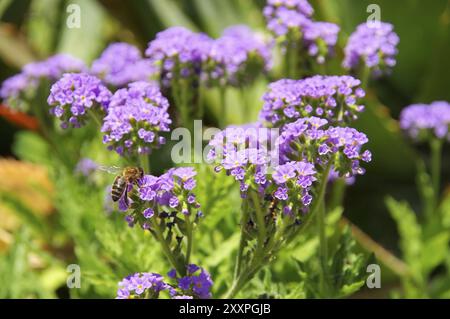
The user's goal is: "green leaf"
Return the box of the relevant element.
[421,232,450,276]
[147,0,197,30]
[385,197,423,281]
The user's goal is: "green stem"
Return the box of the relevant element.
[184,211,193,265]
[196,82,204,120]
[288,45,299,79]
[225,192,267,298]
[360,65,371,91]
[88,110,102,128]
[251,191,266,253]
[234,200,249,279]
[150,216,185,276]
[315,163,332,297]
[225,270,250,299]
[219,86,227,128]
[329,177,346,211]
[240,87,250,123]
[430,138,443,211]
[317,199,328,296]
[139,153,151,173]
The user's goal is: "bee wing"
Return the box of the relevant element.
[98,165,122,175]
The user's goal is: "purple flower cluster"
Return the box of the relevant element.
[263,0,340,64]
[91,42,156,87]
[303,22,340,64]
[116,272,171,299]
[48,73,111,128]
[399,101,450,142]
[278,117,372,177]
[263,0,314,39]
[116,264,213,299]
[137,167,200,218]
[120,166,201,228]
[101,81,171,156]
[271,161,316,206]
[208,123,318,212]
[343,22,399,76]
[168,264,213,299]
[207,124,275,186]
[260,75,365,127]
[145,27,211,87]
[203,25,272,87]
[1,54,86,111]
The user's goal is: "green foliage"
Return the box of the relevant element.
[386,196,450,298]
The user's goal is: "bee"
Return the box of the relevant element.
[100,166,144,205]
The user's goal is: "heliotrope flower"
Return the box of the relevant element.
[263,0,313,41]
[118,166,201,229]
[399,101,450,142]
[116,272,171,299]
[203,25,272,87]
[101,81,171,156]
[303,22,340,64]
[48,73,112,128]
[343,22,399,76]
[23,54,87,80]
[208,123,317,214]
[145,26,212,88]
[91,42,156,87]
[1,54,86,111]
[277,117,372,177]
[137,167,200,214]
[168,264,213,299]
[260,75,365,127]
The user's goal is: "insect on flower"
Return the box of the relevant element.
[98,166,144,206]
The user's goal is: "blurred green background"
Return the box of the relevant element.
[0,0,449,298]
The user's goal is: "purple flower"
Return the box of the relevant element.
[203,25,272,87]
[174,265,213,299]
[260,75,365,126]
[303,22,340,64]
[272,162,297,184]
[399,101,450,142]
[101,81,171,156]
[264,0,314,40]
[127,167,202,225]
[172,167,197,181]
[142,208,154,219]
[274,186,289,200]
[1,54,86,111]
[168,269,177,279]
[116,272,170,299]
[278,117,372,177]
[178,277,192,291]
[91,42,157,87]
[145,27,212,88]
[343,22,399,76]
[48,73,111,128]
